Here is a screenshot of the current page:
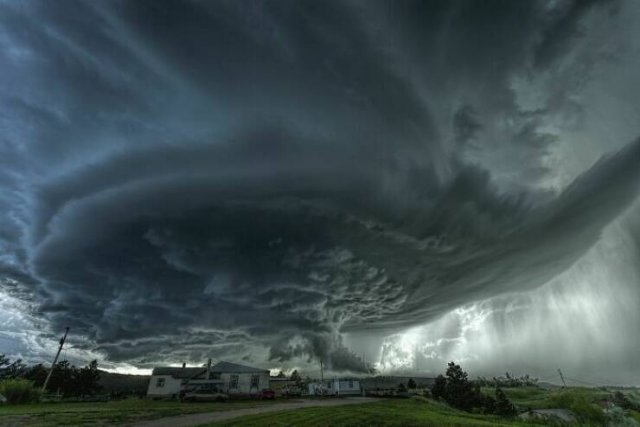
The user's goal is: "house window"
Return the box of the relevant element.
[250,375,260,389]
[156,378,165,388]
[229,375,239,389]
[349,380,353,388]
[209,372,220,380]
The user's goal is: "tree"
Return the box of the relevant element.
[275,370,286,378]
[289,370,301,384]
[46,360,77,395]
[494,387,517,416]
[22,364,48,388]
[444,362,478,411]
[481,394,497,415]
[0,355,26,379]
[407,378,417,389]
[76,360,101,397]
[431,375,446,401]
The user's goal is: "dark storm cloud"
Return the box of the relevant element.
[1,0,636,371]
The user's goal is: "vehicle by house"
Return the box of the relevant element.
[269,377,303,397]
[147,360,270,399]
[180,380,228,402]
[308,378,361,396]
[282,385,303,397]
[256,389,276,400]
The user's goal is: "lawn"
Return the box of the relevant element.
[1,387,635,426]
[489,386,609,410]
[0,398,277,426]
[212,398,544,427]
[481,386,554,408]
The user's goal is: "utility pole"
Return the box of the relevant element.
[41,327,69,393]
[557,368,567,387]
[320,359,324,396]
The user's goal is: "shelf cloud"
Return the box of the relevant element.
[1,0,639,379]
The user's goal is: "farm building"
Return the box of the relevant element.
[147,361,270,398]
[308,378,361,396]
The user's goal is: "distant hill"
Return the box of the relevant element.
[98,370,150,395]
[361,375,435,389]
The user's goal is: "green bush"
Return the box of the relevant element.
[0,378,41,404]
[548,390,605,425]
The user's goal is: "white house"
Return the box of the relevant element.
[308,378,361,396]
[147,361,270,399]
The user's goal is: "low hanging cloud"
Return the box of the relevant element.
[1,0,639,373]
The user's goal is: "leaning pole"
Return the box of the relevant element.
[41,327,70,393]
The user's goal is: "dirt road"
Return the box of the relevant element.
[131,397,379,427]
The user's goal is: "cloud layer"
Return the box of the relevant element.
[1,0,639,374]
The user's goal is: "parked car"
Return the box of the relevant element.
[257,389,276,400]
[180,381,228,402]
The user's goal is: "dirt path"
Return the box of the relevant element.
[131,397,379,427]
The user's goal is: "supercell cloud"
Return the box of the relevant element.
[1,0,639,380]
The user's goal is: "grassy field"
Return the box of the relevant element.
[214,388,640,427]
[0,398,277,426]
[212,398,542,427]
[0,387,637,426]
[482,386,609,409]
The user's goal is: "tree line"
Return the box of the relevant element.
[475,372,538,388]
[1,354,101,398]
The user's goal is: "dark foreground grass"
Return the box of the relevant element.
[212,398,543,427]
[0,398,277,426]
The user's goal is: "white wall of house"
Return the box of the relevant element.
[308,379,361,396]
[147,375,182,398]
[220,372,270,395]
[334,379,360,395]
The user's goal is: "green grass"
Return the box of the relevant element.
[481,386,552,408]
[0,398,277,426]
[1,387,634,426]
[483,386,608,409]
[211,398,543,427]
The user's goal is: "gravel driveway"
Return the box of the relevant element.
[131,397,379,427]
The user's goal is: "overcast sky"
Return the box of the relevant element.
[1,0,639,384]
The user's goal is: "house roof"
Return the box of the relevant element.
[152,367,206,379]
[152,361,268,378]
[211,361,269,374]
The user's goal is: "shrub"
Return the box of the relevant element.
[549,390,605,425]
[494,387,517,416]
[0,379,40,404]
